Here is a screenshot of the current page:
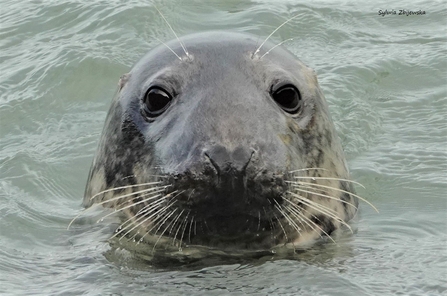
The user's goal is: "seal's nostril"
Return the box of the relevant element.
[204,145,253,176]
[204,145,230,173]
[231,146,253,172]
[204,152,221,174]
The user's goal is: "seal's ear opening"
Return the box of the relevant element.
[118,73,130,91]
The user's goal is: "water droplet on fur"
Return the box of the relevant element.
[139,238,143,242]
[100,218,104,222]
[271,250,276,254]
[132,239,136,242]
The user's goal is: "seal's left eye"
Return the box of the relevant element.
[271,84,301,114]
[143,87,172,117]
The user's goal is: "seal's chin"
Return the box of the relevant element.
[135,197,279,251]
[148,175,285,250]
[185,213,274,247]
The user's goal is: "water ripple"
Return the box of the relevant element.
[1,0,445,295]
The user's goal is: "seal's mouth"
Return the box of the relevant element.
[126,182,283,250]
[188,213,273,239]
[151,211,277,251]
[160,177,284,245]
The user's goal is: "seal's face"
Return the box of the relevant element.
[85,32,358,254]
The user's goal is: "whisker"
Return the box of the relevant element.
[154,36,182,60]
[273,200,301,235]
[178,210,190,249]
[260,38,294,59]
[142,190,183,238]
[282,202,306,231]
[287,192,339,216]
[121,174,170,180]
[269,218,275,232]
[67,183,167,230]
[135,204,176,243]
[203,220,211,232]
[284,202,323,240]
[287,183,358,210]
[154,6,189,58]
[114,197,169,239]
[297,184,328,194]
[252,14,300,58]
[291,181,378,213]
[168,209,185,247]
[286,193,353,233]
[90,181,164,201]
[151,209,179,252]
[110,194,165,230]
[263,206,276,232]
[133,190,178,217]
[188,215,194,243]
[126,190,184,241]
[293,176,366,189]
[96,188,169,223]
[274,206,301,246]
[296,206,337,244]
[95,185,168,205]
[134,202,177,243]
[273,211,288,243]
[284,201,337,243]
[288,168,329,173]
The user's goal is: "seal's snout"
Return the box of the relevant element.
[204,145,254,176]
[202,145,254,194]
[170,142,286,221]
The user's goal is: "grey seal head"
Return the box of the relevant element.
[83,31,367,258]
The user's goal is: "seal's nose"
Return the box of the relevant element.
[204,145,253,176]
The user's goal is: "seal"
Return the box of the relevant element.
[82,31,367,258]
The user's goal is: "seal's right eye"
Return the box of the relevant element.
[143,87,172,117]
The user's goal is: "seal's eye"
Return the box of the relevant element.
[143,87,172,117]
[271,84,301,114]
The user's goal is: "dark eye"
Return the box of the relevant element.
[143,87,172,117]
[271,84,301,114]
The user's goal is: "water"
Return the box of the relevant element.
[1,0,446,295]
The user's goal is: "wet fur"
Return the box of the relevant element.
[79,27,376,257]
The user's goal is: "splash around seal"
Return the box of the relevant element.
[83,31,362,260]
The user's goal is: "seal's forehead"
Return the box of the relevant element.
[179,31,304,64]
[179,31,259,51]
[130,31,316,94]
[137,31,307,69]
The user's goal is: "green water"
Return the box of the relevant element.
[1,0,446,295]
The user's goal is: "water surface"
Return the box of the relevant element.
[1,0,446,295]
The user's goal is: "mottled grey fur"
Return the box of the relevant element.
[84,32,358,253]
